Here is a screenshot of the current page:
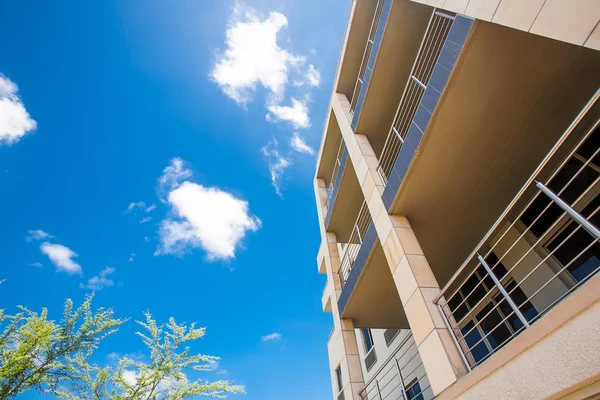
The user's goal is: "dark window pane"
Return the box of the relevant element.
[362,329,374,351]
[461,321,489,364]
[521,196,563,238]
[447,292,468,322]
[476,303,512,350]
[406,380,424,400]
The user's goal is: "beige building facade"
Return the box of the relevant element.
[315,1,600,399]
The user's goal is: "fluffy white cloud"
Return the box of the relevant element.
[261,140,291,197]
[290,132,314,155]
[155,161,260,260]
[0,74,37,145]
[80,267,115,291]
[158,157,192,198]
[210,4,305,105]
[266,98,310,129]
[262,332,282,342]
[40,242,82,275]
[26,229,53,242]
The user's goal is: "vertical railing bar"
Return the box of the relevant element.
[394,358,409,400]
[477,254,530,328]
[438,302,472,371]
[536,182,600,240]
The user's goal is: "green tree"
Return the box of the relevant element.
[54,312,244,399]
[0,289,243,399]
[0,294,124,398]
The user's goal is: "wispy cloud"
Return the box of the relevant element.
[40,242,82,275]
[30,262,43,268]
[266,98,310,129]
[157,157,193,200]
[262,332,282,342]
[155,158,261,260]
[80,267,115,291]
[290,132,314,155]
[294,64,320,88]
[261,140,291,197]
[0,74,37,145]
[139,216,152,224]
[126,201,157,214]
[144,236,151,242]
[210,4,305,105]
[146,204,157,212]
[129,253,136,263]
[26,229,53,242]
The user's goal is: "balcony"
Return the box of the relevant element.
[337,202,407,328]
[387,18,600,289]
[435,90,600,371]
[359,333,433,400]
[377,11,455,187]
[349,0,432,159]
[325,140,349,226]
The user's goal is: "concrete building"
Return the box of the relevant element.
[314,1,600,399]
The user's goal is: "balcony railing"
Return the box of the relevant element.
[325,140,349,223]
[359,333,433,400]
[377,11,454,185]
[435,89,600,371]
[349,0,385,115]
[338,201,373,288]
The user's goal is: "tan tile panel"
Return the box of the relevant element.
[492,0,545,32]
[530,0,600,45]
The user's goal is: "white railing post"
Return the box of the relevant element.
[477,254,530,328]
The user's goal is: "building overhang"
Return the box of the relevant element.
[389,21,600,287]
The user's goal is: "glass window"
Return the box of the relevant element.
[362,329,374,352]
[405,378,424,400]
[335,366,343,393]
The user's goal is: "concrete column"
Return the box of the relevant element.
[331,92,468,395]
[315,178,365,400]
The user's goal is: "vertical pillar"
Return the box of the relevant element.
[315,178,365,400]
[331,93,468,395]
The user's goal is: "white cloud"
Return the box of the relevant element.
[122,369,139,386]
[126,201,146,213]
[0,74,37,145]
[146,204,157,212]
[290,132,314,155]
[293,64,320,88]
[158,157,192,199]
[129,253,136,263]
[26,229,53,242]
[262,332,282,342]
[210,4,305,105]
[40,242,82,275]
[30,262,43,268]
[155,161,260,260]
[266,98,310,129]
[305,64,320,87]
[80,267,115,291]
[139,216,152,224]
[262,140,291,197]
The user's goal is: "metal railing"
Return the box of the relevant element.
[326,140,348,213]
[349,0,385,115]
[338,201,372,288]
[435,89,600,371]
[377,11,454,185]
[359,334,433,400]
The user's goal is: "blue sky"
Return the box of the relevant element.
[0,0,349,398]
